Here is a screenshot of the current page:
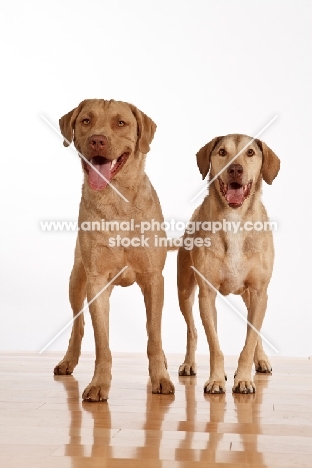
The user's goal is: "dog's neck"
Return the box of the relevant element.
[81,173,153,220]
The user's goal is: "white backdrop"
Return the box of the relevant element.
[0,0,311,360]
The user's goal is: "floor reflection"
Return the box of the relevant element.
[176,374,228,463]
[54,375,174,466]
[230,373,271,466]
[54,375,113,465]
[175,371,270,466]
[134,381,175,464]
[53,367,271,466]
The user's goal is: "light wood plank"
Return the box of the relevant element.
[0,353,311,467]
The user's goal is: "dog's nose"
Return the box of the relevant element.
[227,164,243,179]
[88,135,107,151]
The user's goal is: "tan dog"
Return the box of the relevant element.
[54,99,174,401]
[177,134,280,393]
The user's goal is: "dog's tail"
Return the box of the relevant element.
[167,244,179,251]
[166,237,182,251]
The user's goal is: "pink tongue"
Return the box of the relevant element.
[226,186,244,204]
[88,161,111,191]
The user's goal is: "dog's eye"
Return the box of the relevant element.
[247,149,255,157]
[118,120,126,127]
[82,118,90,125]
[218,148,227,156]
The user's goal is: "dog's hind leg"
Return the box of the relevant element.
[241,289,272,374]
[254,337,272,373]
[54,241,86,376]
[177,248,198,377]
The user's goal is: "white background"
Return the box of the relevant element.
[0,0,311,360]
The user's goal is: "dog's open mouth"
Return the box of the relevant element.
[83,153,130,191]
[218,178,252,208]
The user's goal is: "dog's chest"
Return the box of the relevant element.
[224,232,245,276]
[221,217,247,293]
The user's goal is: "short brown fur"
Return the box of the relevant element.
[54,99,174,401]
[178,134,280,394]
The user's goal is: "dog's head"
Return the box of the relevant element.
[59,99,156,191]
[196,134,280,209]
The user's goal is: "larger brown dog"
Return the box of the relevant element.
[54,99,174,401]
[177,134,280,394]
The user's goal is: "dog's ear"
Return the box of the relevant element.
[196,137,223,180]
[129,105,157,154]
[59,105,82,147]
[256,139,280,184]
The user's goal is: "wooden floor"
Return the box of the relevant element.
[0,353,311,467]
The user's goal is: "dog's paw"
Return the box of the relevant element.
[82,384,109,402]
[255,359,272,373]
[53,360,76,375]
[151,377,175,394]
[232,379,256,394]
[204,378,226,394]
[179,362,197,376]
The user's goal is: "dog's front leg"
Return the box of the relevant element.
[198,283,226,394]
[82,277,113,402]
[233,287,268,394]
[54,255,86,376]
[139,273,175,394]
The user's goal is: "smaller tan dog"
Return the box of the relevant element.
[177,134,280,394]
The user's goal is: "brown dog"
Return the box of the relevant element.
[54,99,174,401]
[177,134,280,394]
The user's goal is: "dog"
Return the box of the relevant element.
[54,99,174,401]
[177,134,280,393]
